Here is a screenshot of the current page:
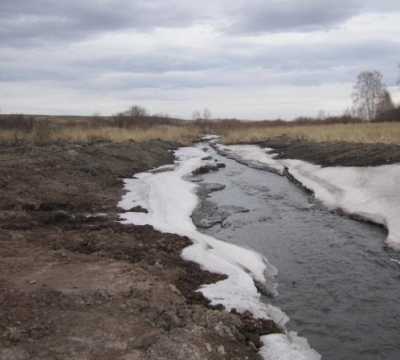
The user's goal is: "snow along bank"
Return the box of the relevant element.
[215,144,285,175]
[218,144,400,251]
[119,144,320,360]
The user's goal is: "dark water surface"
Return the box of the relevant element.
[197,145,400,360]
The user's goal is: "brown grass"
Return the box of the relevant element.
[0,125,202,145]
[218,122,400,145]
[2,115,400,146]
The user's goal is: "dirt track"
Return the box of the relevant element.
[0,140,278,360]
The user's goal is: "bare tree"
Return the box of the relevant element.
[343,107,353,117]
[202,108,212,120]
[316,110,327,120]
[126,105,147,117]
[192,110,201,120]
[352,71,386,121]
[397,63,400,86]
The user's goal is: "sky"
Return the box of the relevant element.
[1,0,400,120]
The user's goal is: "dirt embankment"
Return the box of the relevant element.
[258,136,400,167]
[0,140,278,360]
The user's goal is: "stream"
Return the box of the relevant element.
[195,144,400,360]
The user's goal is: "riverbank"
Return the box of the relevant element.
[0,140,277,359]
[218,122,400,148]
[257,136,400,167]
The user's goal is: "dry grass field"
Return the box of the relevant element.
[0,124,202,145]
[217,122,400,145]
[1,114,400,146]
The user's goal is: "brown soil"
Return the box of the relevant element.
[0,140,278,360]
[258,136,400,167]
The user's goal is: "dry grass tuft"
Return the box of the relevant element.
[219,122,400,145]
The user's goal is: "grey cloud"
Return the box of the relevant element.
[0,0,199,46]
[228,0,400,34]
[229,0,360,33]
[2,36,397,91]
[73,54,229,75]
[1,0,399,47]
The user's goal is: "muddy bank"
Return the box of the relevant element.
[256,136,400,167]
[0,140,277,360]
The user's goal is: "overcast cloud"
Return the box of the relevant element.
[1,0,399,119]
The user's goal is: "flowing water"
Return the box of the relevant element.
[197,145,400,360]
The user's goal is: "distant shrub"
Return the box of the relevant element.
[0,114,34,131]
[374,107,400,122]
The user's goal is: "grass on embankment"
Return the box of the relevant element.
[218,122,400,145]
[0,125,202,146]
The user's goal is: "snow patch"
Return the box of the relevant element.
[201,134,221,141]
[282,159,400,250]
[390,258,400,265]
[215,144,285,175]
[260,333,321,360]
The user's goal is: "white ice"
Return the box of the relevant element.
[390,258,400,265]
[201,134,221,141]
[221,144,400,251]
[119,144,320,360]
[216,144,285,175]
[260,333,321,360]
